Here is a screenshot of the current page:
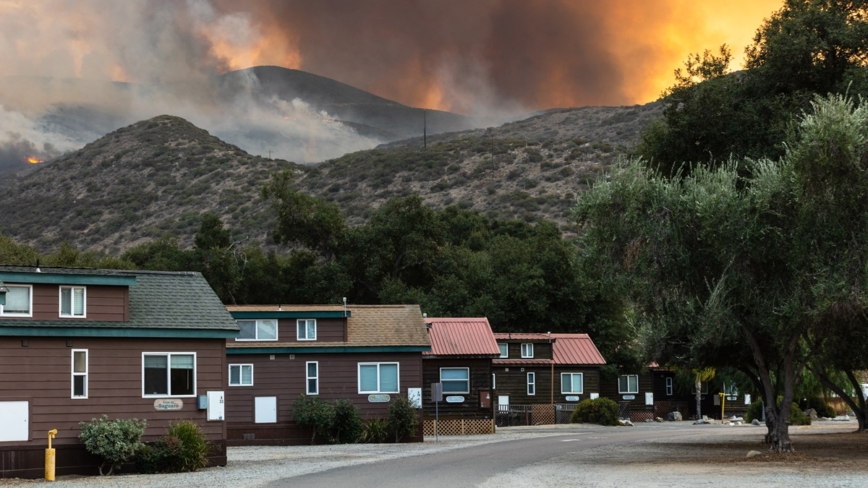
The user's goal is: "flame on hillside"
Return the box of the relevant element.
[27,157,44,164]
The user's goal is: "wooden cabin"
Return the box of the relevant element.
[0,266,238,479]
[421,317,500,435]
[223,304,430,445]
[492,333,606,424]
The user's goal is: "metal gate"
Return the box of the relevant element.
[555,403,578,424]
[495,404,533,426]
[618,401,631,420]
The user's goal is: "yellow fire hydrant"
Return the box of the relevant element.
[45,429,57,481]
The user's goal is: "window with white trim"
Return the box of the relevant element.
[143,353,196,397]
[358,362,399,394]
[306,361,319,395]
[492,373,496,390]
[440,367,470,394]
[72,349,88,398]
[235,320,278,341]
[521,343,533,358]
[0,285,32,317]
[618,374,639,394]
[665,377,673,396]
[561,372,584,394]
[229,364,253,386]
[59,286,86,318]
[498,343,508,358]
[297,319,316,341]
[527,372,536,395]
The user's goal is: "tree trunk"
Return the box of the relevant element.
[811,364,867,433]
[695,379,702,420]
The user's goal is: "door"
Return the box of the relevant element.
[0,401,29,441]
[498,395,509,411]
[255,396,277,423]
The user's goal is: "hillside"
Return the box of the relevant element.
[0,115,297,253]
[0,102,661,252]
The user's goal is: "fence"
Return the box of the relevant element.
[423,418,495,436]
[495,404,579,426]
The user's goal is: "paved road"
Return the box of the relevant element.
[265,424,740,487]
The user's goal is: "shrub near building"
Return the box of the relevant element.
[570,398,620,426]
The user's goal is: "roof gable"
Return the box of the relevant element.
[492,332,606,365]
[424,317,500,357]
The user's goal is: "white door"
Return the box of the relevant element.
[0,401,29,441]
[498,395,509,411]
[254,396,277,423]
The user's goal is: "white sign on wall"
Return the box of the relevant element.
[407,388,422,408]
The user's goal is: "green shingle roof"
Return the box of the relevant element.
[0,267,238,338]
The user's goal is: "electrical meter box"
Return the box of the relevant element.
[207,391,225,421]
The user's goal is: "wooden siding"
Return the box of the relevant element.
[224,352,423,445]
[491,365,601,405]
[652,370,677,399]
[0,337,227,449]
[422,358,492,419]
[599,372,655,409]
[7,284,128,322]
[227,317,347,344]
[496,341,552,360]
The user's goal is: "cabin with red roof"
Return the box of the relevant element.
[492,332,606,423]
[422,317,500,435]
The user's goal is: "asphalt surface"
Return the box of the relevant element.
[265,424,734,487]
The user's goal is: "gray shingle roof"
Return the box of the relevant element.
[0,267,238,333]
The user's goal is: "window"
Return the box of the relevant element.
[521,343,533,358]
[72,349,88,398]
[527,372,536,395]
[440,368,470,394]
[236,320,278,341]
[229,364,253,386]
[143,353,196,397]
[0,285,31,317]
[306,361,319,394]
[618,375,639,394]
[561,373,584,394]
[358,363,399,394]
[59,286,86,317]
[297,319,316,341]
[492,373,496,390]
[665,377,673,396]
[498,343,508,358]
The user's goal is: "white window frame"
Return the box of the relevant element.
[665,377,674,396]
[234,319,278,341]
[71,349,88,399]
[618,374,639,394]
[357,362,400,394]
[297,319,317,341]
[0,284,32,317]
[527,372,536,395]
[440,367,470,394]
[492,373,496,390]
[306,361,319,395]
[229,364,254,386]
[561,372,584,394]
[498,343,508,358]
[521,343,533,358]
[141,352,197,398]
[59,286,86,318]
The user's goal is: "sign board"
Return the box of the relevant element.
[407,388,422,408]
[726,396,737,402]
[430,382,443,403]
[153,399,183,411]
[645,392,654,406]
[622,395,635,400]
[589,393,599,400]
[565,395,580,402]
[744,394,751,405]
[368,394,391,403]
[446,396,465,403]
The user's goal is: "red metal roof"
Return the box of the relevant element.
[493,359,553,365]
[424,317,501,357]
[491,332,607,365]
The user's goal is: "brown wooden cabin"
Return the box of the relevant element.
[491,333,606,409]
[224,304,430,445]
[422,318,500,423]
[598,369,656,422]
[0,266,238,479]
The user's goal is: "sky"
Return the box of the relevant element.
[0,0,785,166]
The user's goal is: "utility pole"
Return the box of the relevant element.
[423,110,427,150]
[268,150,272,159]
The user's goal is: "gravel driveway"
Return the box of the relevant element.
[7,421,866,487]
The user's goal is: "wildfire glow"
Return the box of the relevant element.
[27,157,43,164]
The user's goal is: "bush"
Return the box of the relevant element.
[79,415,147,475]
[745,399,764,423]
[293,394,334,444]
[790,403,812,425]
[745,399,812,425]
[801,396,836,418]
[388,396,419,442]
[359,418,389,443]
[330,399,363,444]
[569,398,620,426]
[135,421,211,474]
